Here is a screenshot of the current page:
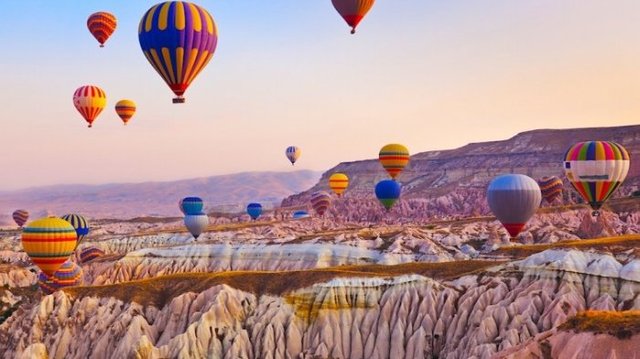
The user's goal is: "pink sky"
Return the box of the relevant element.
[1,1,639,189]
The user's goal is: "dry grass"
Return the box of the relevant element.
[560,310,640,339]
[64,260,501,307]
[493,234,640,258]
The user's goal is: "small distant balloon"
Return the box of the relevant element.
[50,260,83,290]
[180,197,204,215]
[375,179,401,211]
[87,11,117,47]
[487,174,541,239]
[564,141,630,215]
[331,0,375,34]
[310,191,331,216]
[115,99,136,125]
[138,1,218,103]
[286,146,301,165]
[379,144,410,180]
[247,203,263,220]
[537,176,563,204]
[292,210,309,220]
[329,173,349,196]
[184,213,209,239]
[12,209,29,228]
[80,246,105,264]
[73,85,107,128]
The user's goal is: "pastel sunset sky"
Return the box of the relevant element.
[1,1,638,189]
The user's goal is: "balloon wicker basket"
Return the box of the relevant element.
[173,97,185,104]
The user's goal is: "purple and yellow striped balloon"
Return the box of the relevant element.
[51,260,83,288]
[310,191,332,216]
[80,246,106,264]
[138,1,218,103]
[537,176,563,204]
[12,209,29,228]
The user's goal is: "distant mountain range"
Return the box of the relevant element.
[0,170,321,220]
[283,125,640,209]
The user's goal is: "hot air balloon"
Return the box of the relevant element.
[87,12,117,48]
[293,210,309,220]
[38,272,56,295]
[487,174,541,240]
[73,85,107,128]
[60,214,90,248]
[21,217,77,276]
[79,246,105,264]
[138,1,218,103]
[12,209,29,228]
[329,173,349,196]
[180,197,204,215]
[331,0,375,34]
[379,144,409,180]
[537,176,563,204]
[51,260,83,289]
[564,141,630,216]
[375,179,401,211]
[310,191,331,216]
[286,146,301,165]
[184,213,209,239]
[115,99,136,125]
[247,203,263,220]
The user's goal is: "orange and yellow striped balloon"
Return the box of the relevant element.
[329,173,349,196]
[115,99,136,125]
[379,144,410,180]
[73,85,107,128]
[87,12,117,47]
[21,217,77,277]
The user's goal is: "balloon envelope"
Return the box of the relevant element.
[310,191,331,216]
[487,174,541,238]
[564,141,630,211]
[247,203,263,220]
[375,179,401,210]
[379,144,410,180]
[537,176,563,203]
[87,11,117,47]
[292,210,309,219]
[22,217,77,276]
[286,146,301,165]
[51,260,83,289]
[138,1,218,103]
[73,85,107,128]
[79,246,105,264]
[12,209,29,228]
[115,99,136,125]
[329,173,349,196]
[181,197,204,215]
[184,213,209,239]
[331,0,375,34]
[60,214,90,248]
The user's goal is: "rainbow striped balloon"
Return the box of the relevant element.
[12,209,29,228]
[329,173,349,196]
[38,272,56,295]
[51,260,83,289]
[115,99,136,125]
[138,1,218,103]
[87,12,117,47]
[21,217,77,276]
[331,0,376,34]
[61,214,90,248]
[310,191,331,216]
[379,144,410,180]
[537,176,563,204]
[80,246,106,264]
[73,85,107,128]
[564,141,630,211]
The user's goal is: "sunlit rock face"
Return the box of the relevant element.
[1,249,639,359]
